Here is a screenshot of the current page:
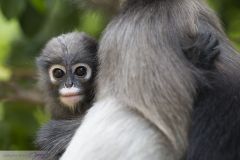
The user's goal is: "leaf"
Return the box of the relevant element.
[29,0,46,13]
[0,103,4,121]
[79,9,107,37]
[0,0,26,19]
[18,2,46,37]
[0,66,11,81]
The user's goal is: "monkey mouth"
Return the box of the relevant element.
[59,94,84,108]
[61,92,81,97]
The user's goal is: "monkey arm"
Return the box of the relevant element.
[36,118,82,160]
[183,33,220,70]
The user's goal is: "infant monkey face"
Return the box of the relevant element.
[49,63,93,110]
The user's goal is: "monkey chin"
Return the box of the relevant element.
[59,95,84,111]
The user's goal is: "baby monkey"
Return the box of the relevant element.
[35,32,98,159]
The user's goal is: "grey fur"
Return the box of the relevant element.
[62,0,240,159]
[96,0,197,158]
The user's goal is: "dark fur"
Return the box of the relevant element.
[178,3,240,160]
[183,33,240,159]
[169,2,240,160]
[187,72,240,160]
[186,36,240,158]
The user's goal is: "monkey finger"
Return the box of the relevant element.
[197,32,212,48]
[207,37,219,51]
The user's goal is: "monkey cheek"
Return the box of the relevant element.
[59,95,84,110]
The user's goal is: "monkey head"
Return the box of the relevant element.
[36,32,98,118]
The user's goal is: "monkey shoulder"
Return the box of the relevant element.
[183,33,220,70]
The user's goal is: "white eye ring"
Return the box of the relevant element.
[49,64,66,84]
[72,63,92,81]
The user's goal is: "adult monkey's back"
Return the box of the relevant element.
[61,0,240,160]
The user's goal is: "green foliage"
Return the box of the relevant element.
[209,0,240,48]
[80,10,108,37]
[0,0,239,151]
[0,13,18,81]
[0,0,26,19]
[0,0,110,150]
[0,102,43,150]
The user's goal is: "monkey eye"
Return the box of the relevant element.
[49,65,66,83]
[73,63,92,81]
[53,68,65,78]
[75,66,87,77]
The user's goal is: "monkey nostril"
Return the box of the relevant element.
[65,82,74,88]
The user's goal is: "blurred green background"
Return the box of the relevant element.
[0,0,239,150]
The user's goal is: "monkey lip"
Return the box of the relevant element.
[61,92,81,97]
[60,94,83,107]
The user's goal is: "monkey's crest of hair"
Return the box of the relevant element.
[38,32,97,64]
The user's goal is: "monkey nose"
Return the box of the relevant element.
[65,82,74,88]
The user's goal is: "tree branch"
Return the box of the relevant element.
[0,81,44,106]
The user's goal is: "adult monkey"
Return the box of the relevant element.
[61,0,240,160]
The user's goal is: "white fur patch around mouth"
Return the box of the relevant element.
[59,87,83,109]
